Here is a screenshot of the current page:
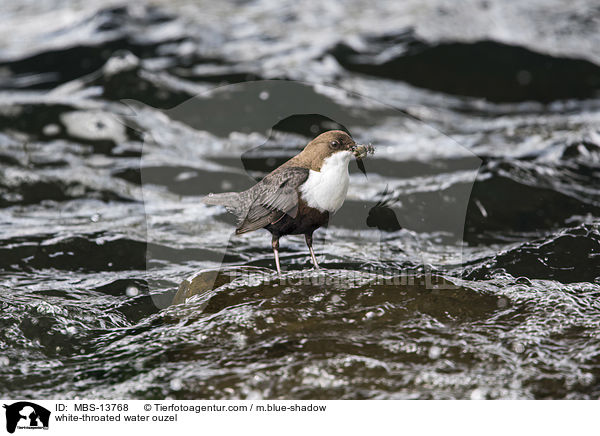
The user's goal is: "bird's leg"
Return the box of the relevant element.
[272,235,281,275]
[305,232,320,269]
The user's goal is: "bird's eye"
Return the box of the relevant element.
[330,140,340,149]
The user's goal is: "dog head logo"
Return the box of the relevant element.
[3,402,50,433]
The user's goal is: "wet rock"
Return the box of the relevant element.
[172,267,274,306]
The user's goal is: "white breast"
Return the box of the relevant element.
[300,150,351,213]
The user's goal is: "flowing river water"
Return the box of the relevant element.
[1,0,600,399]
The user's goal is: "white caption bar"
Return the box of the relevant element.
[0,400,595,436]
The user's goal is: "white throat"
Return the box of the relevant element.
[300,150,351,213]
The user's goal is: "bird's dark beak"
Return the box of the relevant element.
[351,143,374,176]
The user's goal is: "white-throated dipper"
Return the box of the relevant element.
[203,130,373,274]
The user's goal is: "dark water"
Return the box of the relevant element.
[1,1,600,399]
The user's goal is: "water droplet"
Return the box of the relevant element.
[364,311,376,320]
[126,286,139,297]
[90,214,100,222]
[497,297,508,308]
[259,91,269,100]
[0,356,9,367]
[428,345,442,360]
[331,294,341,304]
[170,378,183,391]
[43,124,60,136]
[470,388,486,400]
[516,70,532,85]
[175,171,198,182]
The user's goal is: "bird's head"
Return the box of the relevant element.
[294,130,372,171]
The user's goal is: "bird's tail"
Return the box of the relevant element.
[202,192,245,220]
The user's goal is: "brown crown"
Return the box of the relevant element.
[284,130,355,171]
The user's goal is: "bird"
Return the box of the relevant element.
[202,130,372,274]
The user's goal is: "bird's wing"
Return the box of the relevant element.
[235,167,309,234]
